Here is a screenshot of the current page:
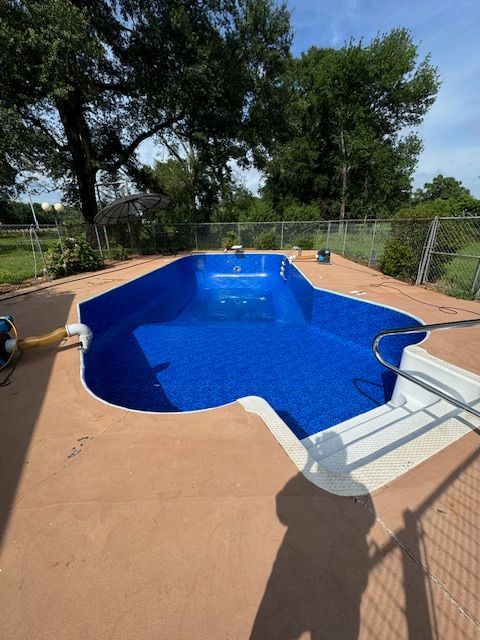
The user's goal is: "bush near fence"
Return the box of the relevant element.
[1,217,479,298]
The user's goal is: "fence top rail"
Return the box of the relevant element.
[167,216,480,226]
[0,216,478,231]
[0,224,59,229]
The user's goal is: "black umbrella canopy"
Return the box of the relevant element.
[94,192,170,225]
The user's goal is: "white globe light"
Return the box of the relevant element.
[54,202,64,213]
[41,202,53,212]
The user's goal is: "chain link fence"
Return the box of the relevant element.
[1,217,479,298]
[417,217,480,299]
[170,219,422,270]
[0,224,63,284]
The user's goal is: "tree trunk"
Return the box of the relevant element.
[56,90,98,224]
[340,164,348,221]
[339,128,350,222]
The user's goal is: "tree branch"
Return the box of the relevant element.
[109,113,186,170]
[161,138,184,164]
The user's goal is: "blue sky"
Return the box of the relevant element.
[36,0,479,205]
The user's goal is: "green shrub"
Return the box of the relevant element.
[380,238,416,281]
[255,229,278,250]
[291,235,314,250]
[107,243,130,261]
[221,230,239,249]
[46,237,103,278]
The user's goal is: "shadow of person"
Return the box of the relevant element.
[250,432,375,640]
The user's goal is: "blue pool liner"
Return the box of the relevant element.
[80,254,425,439]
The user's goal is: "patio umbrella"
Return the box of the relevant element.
[94,192,170,225]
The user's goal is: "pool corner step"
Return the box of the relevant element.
[239,395,480,496]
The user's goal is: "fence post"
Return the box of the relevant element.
[237,221,241,244]
[94,225,104,259]
[326,221,331,248]
[127,223,134,252]
[471,258,480,298]
[194,224,199,250]
[416,217,439,286]
[28,227,39,278]
[342,221,348,255]
[368,220,377,266]
[280,222,284,249]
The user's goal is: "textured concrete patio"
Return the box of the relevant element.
[0,253,479,639]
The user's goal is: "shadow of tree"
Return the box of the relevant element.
[0,290,75,546]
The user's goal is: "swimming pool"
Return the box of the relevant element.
[79,254,425,439]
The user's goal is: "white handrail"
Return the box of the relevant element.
[373,319,480,418]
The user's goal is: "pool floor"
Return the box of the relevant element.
[89,286,396,438]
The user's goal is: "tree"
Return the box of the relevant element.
[143,153,232,224]
[0,0,291,223]
[263,29,440,219]
[413,175,473,203]
[399,175,480,217]
[212,184,257,222]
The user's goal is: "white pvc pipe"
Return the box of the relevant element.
[65,323,93,351]
[4,338,16,354]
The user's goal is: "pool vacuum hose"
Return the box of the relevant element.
[0,316,92,371]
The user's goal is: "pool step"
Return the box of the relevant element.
[244,345,480,496]
[301,399,475,485]
[240,345,480,495]
[241,394,479,496]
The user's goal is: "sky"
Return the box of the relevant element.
[35,0,479,205]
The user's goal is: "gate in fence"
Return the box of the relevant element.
[416,217,480,299]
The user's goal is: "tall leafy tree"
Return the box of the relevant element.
[398,174,480,217]
[263,29,440,219]
[0,0,291,222]
[413,175,473,203]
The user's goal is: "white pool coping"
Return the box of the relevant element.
[77,253,480,496]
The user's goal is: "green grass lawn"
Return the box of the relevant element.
[0,248,41,283]
[441,241,480,298]
[0,233,58,284]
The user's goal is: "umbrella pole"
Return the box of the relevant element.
[127,223,134,253]
[94,225,104,259]
[103,226,110,251]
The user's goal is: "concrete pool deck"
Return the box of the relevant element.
[0,253,479,639]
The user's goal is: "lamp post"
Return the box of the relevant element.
[26,186,40,229]
[41,201,64,225]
